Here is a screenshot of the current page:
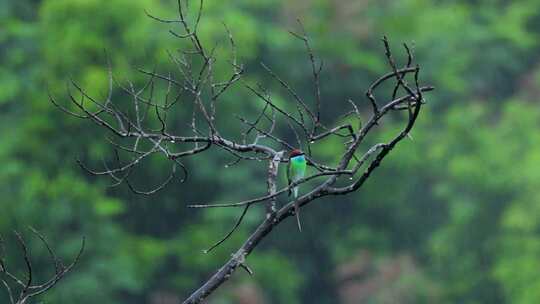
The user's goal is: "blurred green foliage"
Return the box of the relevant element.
[2,0,540,303]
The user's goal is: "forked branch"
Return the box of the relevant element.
[0,228,85,304]
[51,1,433,303]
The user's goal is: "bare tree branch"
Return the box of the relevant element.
[52,1,433,302]
[0,229,85,304]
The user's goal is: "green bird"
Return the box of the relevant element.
[287,149,307,231]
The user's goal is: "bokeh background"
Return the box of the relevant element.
[2,0,540,303]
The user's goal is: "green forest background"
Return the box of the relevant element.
[2,0,540,303]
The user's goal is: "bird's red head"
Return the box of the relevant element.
[290,149,304,158]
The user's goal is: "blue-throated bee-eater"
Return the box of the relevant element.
[287,149,306,231]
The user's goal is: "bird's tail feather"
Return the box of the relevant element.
[293,187,302,232]
[294,201,302,232]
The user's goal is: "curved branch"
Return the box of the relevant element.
[51,0,433,302]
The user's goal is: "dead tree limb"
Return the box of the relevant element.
[0,228,85,304]
[51,1,433,302]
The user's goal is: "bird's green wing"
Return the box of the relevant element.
[287,160,292,196]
